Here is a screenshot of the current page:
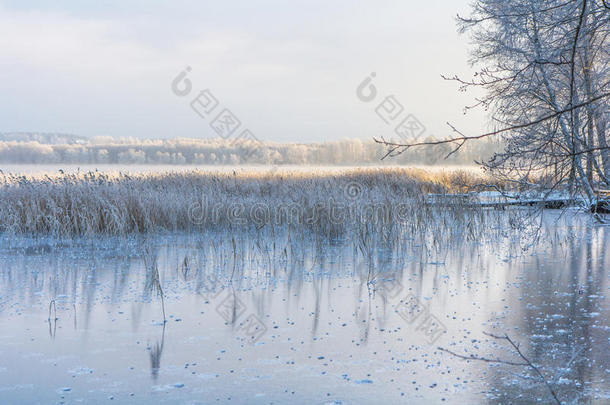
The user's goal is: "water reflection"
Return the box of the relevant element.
[0,212,607,403]
[482,223,608,404]
[148,323,165,381]
[47,300,57,339]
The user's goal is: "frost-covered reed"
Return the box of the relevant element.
[0,168,508,238]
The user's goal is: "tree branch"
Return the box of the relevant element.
[374,91,610,158]
[439,332,562,405]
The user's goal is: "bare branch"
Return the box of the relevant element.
[440,332,562,405]
[374,91,610,157]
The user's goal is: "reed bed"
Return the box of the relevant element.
[0,168,509,238]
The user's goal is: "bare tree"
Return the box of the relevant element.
[377,0,610,211]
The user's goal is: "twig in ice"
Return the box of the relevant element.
[438,331,561,404]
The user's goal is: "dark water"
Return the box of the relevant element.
[0,213,608,404]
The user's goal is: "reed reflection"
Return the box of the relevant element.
[0,213,605,399]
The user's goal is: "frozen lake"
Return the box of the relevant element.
[0,212,607,404]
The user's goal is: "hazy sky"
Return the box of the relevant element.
[0,0,487,143]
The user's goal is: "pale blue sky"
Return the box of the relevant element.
[0,0,486,142]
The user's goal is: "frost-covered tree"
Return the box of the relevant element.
[0,135,498,166]
[377,0,610,207]
[462,0,609,194]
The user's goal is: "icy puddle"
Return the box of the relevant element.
[0,214,608,404]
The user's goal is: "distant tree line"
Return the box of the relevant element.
[0,135,499,166]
